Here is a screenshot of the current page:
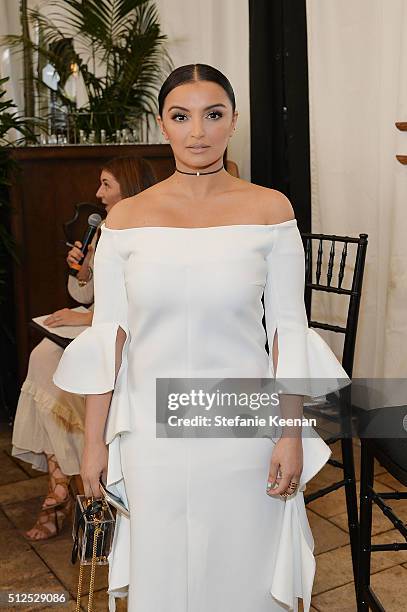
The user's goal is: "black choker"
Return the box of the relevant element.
[175,164,224,176]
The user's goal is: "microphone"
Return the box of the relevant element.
[68,213,102,276]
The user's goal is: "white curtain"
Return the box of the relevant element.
[155,0,251,180]
[306,0,407,377]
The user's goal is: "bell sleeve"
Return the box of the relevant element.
[54,227,131,609]
[264,221,351,397]
[53,226,132,444]
[264,221,350,612]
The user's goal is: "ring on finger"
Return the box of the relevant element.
[266,481,278,493]
[280,490,293,499]
[288,480,299,490]
[280,486,299,499]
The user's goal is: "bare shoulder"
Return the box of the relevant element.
[263,188,295,224]
[104,184,159,229]
[240,181,295,224]
[230,178,295,224]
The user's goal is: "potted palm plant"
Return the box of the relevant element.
[3,0,173,141]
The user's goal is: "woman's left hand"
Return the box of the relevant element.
[266,437,303,497]
[44,308,91,327]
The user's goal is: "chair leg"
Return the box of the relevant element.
[357,439,374,611]
[341,437,360,593]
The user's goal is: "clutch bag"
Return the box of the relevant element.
[71,495,115,611]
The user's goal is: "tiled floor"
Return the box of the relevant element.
[0,425,406,611]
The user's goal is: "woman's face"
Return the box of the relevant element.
[95,170,122,213]
[157,80,238,171]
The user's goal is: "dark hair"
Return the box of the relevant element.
[158,63,236,117]
[101,156,157,199]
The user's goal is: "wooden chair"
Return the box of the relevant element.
[357,419,407,610]
[301,229,368,594]
[30,202,105,350]
[63,201,106,245]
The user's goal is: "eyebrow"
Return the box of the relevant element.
[167,103,227,112]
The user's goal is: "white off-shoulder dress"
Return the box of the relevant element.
[53,219,349,612]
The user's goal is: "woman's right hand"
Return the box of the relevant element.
[80,440,108,498]
[66,241,93,270]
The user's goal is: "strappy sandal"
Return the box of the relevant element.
[41,454,72,510]
[24,497,73,541]
[24,454,75,541]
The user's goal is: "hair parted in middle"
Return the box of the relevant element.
[158,64,236,117]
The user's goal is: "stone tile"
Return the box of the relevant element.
[1,548,52,589]
[0,525,33,562]
[370,565,407,610]
[327,440,386,478]
[9,452,48,479]
[314,546,355,595]
[373,460,387,476]
[0,449,29,485]
[306,485,348,519]
[35,602,77,612]
[82,588,128,611]
[308,462,345,489]
[374,470,407,491]
[308,479,393,520]
[0,427,13,452]
[312,580,358,611]
[307,510,349,555]
[314,530,407,595]
[2,496,50,532]
[330,485,407,535]
[0,475,48,505]
[1,495,74,556]
[0,506,13,529]
[1,574,73,610]
[370,529,407,565]
[32,534,109,595]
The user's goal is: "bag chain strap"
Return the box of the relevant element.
[75,518,102,612]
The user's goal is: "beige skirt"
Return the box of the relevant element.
[12,338,85,475]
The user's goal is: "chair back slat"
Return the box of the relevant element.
[305,239,312,283]
[301,231,368,377]
[327,240,335,287]
[338,242,348,289]
[316,239,323,284]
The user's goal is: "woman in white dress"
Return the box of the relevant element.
[54,64,349,611]
[12,156,156,540]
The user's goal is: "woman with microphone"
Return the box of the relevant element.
[11,156,156,541]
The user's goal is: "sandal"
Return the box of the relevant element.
[24,497,73,541]
[41,454,72,510]
[24,454,75,541]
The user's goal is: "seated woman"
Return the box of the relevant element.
[11,156,156,540]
